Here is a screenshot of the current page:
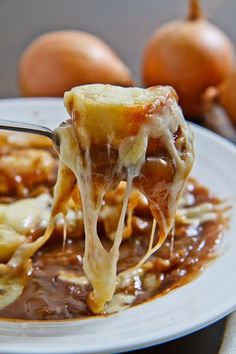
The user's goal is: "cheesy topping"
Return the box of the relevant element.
[0,225,26,262]
[52,84,194,313]
[0,84,194,314]
[0,194,51,234]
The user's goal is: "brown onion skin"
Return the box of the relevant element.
[142,13,235,117]
[217,71,236,125]
[19,31,133,97]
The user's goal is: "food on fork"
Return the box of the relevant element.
[0,85,227,320]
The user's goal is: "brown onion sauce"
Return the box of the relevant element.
[0,181,225,321]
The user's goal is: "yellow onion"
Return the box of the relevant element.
[203,71,236,126]
[216,71,236,126]
[19,30,133,97]
[142,0,235,117]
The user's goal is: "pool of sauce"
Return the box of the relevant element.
[0,181,225,321]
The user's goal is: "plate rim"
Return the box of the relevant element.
[0,98,235,354]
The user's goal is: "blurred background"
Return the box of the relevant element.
[0,0,235,97]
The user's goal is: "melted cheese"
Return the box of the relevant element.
[0,225,26,262]
[51,84,194,313]
[100,183,146,241]
[0,264,24,310]
[58,270,89,287]
[1,84,194,314]
[176,202,224,225]
[0,194,51,234]
[54,126,143,313]
[105,293,135,314]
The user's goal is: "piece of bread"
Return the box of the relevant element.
[54,84,194,313]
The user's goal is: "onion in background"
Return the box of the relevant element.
[202,72,236,142]
[142,0,235,118]
[19,30,133,97]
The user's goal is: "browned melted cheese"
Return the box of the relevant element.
[0,85,194,314]
[51,85,194,313]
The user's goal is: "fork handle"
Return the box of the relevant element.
[0,119,55,140]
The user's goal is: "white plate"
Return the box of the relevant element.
[0,98,235,354]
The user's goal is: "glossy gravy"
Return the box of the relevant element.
[0,179,225,320]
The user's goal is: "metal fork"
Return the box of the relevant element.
[0,119,59,146]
